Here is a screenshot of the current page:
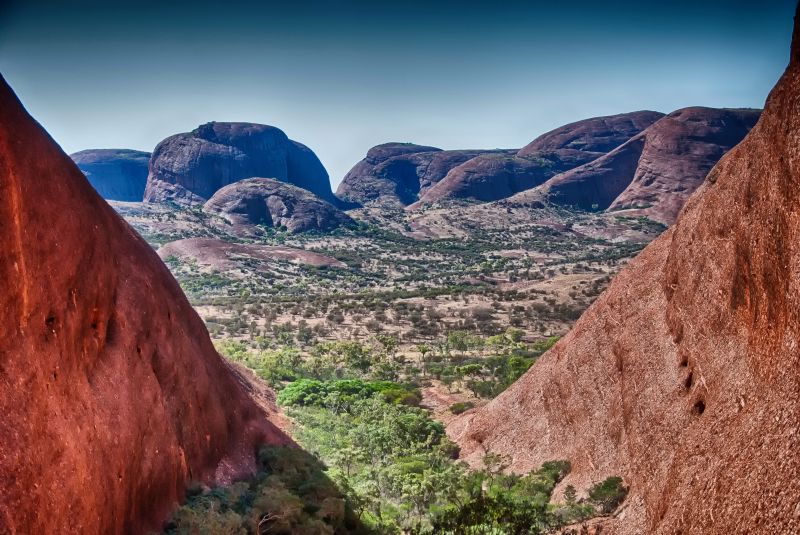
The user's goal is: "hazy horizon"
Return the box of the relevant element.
[0,0,795,188]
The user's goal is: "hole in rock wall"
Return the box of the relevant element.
[693,399,706,416]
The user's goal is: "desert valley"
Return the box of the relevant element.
[0,1,798,534]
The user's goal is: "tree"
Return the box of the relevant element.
[416,344,431,376]
[446,331,472,354]
[588,476,628,513]
[375,334,399,356]
[564,485,577,504]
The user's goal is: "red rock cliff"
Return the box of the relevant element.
[450,7,800,534]
[0,76,292,534]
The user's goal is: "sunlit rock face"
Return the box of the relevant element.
[144,121,335,206]
[449,14,800,534]
[413,111,663,206]
[539,107,760,224]
[204,177,353,232]
[0,76,292,534]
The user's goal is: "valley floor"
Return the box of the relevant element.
[118,200,657,534]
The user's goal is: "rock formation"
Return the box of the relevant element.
[335,142,499,206]
[449,10,800,534]
[204,177,353,233]
[70,148,150,201]
[517,110,665,156]
[414,111,663,206]
[0,76,292,534]
[143,121,335,206]
[535,107,760,224]
[414,151,585,206]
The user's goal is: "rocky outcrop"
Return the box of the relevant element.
[0,76,291,534]
[415,111,663,206]
[414,150,587,206]
[335,143,496,206]
[537,107,760,224]
[204,177,353,233]
[339,112,664,208]
[450,11,800,534]
[70,148,150,201]
[143,122,335,206]
[518,110,665,156]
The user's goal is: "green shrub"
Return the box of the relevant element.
[430,459,571,534]
[163,447,367,535]
[277,379,420,411]
[449,401,475,415]
[588,476,628,513]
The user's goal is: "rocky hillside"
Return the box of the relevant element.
[413,111,664,206]
[70,148,150,201]
[204,177,353,233]
[528,107,760,224]
[517,111,666,156]
[340,113,663,208]
[335,142,504,206]
[449,12,800,534]
[0,77,291,533]
[143,121,335,206]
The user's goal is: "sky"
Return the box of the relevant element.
[0,0,796,189]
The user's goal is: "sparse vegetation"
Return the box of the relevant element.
[120,200,647,534]
[448,401,474,414]
[162,446,368,535]
[588,476,629,514]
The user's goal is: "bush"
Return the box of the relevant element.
[277,379,420,411]
[449,401,475,415]
[163,447,367,535]
[381,387,422,406]
[431,459,571,534]
[588,476,628,513]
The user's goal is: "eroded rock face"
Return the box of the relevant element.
[450,13,800,534]
[143,122,335,206]
[336,143,446,205]
[414,150,587,206]
[0,77,292,534]
[204,177,353,233]
[539,107,760,223]
[70,148,150,201]
[518,110,665,156]
[415,111,663,206]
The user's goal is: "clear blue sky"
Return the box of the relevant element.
[0,0,795,188]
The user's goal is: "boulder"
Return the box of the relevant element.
[143,121,335,206]
[204,177,353,233]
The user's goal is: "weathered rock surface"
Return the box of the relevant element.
[449,12,800,534]
[0,76,291,534]
[204,177,353,233]
[415,111,663,206]
[143,121,335,206]
[414,151,584,206]
[538,107,760,224]
[517,111,665,156]
[335,142,498,206]
[70,148,150,201]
